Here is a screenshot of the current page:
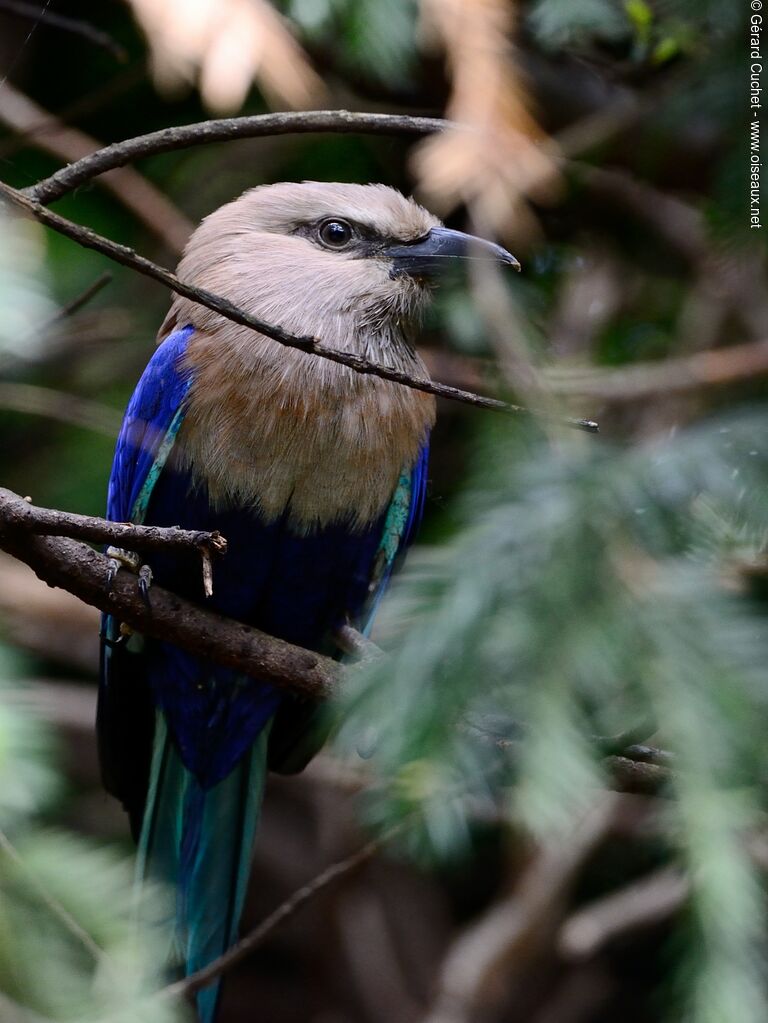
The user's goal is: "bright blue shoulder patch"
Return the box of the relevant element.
[107,326,194,524]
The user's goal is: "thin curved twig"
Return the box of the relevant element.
[0,826,111,971]
[163,834,385,999]
[34,271,113,332]
[0,83,193,252]
[26,110,449,206]
[0,180,599,432]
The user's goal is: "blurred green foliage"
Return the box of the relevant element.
[340,413,768,1020]
[0,0,766,1019]
[0,210,182,1022]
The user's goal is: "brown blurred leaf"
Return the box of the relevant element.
[127,0,324,113]
[413,0,561,238]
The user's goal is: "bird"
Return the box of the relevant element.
[98,181,518,1021]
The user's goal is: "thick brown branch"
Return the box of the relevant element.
[0,487,226,557]
[26,111,448,206]
[0,180,598,432]
[605,755,670,796]
[333,623,385,664]
[0,527,340,700]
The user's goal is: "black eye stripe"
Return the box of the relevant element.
[296,218,426,257]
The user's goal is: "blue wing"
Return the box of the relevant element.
[98,326,196,831]
[106,325,195,524]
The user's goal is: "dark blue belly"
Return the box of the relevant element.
[140,464,385,786]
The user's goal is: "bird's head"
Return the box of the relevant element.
[161,181,519,357]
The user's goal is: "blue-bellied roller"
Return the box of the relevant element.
[98,182,518,1021]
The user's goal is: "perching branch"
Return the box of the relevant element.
[0,181,598,433]
[333,623,385,664]
[0,487,227,558]
[0,507,341,700]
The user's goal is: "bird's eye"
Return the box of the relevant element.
[318,219,353,249]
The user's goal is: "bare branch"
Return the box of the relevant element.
[0,63,147,162]
[558,866,687,960]
[425,336,768,405]
[605,755,671,796]
[463,716,672,795]
[0,84,193,252]
[36,271,113,331]
[0,524,340,700]
[0,180,598,433]
[546,339,768,401]
[26,111,448,206]
[570,162,707,266]
[559,831,768,963]
[164,834,384,999]
[166,821,768,1005]
[333,624,385,664]
[0,487,226,557]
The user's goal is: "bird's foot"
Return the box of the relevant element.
[105,546,153,606]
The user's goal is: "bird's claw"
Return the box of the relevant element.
[105,545,153,605]
[106,557,120,590]
[138,564,153,607]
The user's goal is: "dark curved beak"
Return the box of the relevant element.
[385,226,520,279]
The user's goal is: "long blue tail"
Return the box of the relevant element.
[137,712,271,1022]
